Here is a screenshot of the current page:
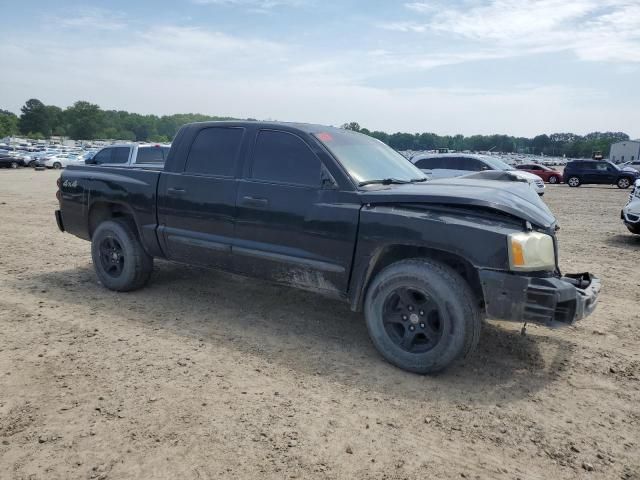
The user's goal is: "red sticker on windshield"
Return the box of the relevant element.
[316,132,333,142]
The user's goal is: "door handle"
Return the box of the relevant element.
[242,196,269,207]
[167,187,186,196]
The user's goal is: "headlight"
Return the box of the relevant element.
[508,231,555,271]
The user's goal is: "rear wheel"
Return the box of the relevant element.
[548,175,559,184]
[91,219,153,291]
[567,176,581,187]
[364,258,481,374]
[10,161,18,169]
[617,177,632,189]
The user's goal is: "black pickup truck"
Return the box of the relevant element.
[55,121,601,373]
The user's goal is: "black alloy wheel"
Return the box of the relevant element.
[99,236,125,278]
[382,286,443,353]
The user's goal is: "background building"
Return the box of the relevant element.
[610,140,640,163]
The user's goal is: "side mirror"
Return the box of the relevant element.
[85,158,96,165]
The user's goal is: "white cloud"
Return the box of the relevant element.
[385,0,640,64]
[191,0,307,11]
[46,7,127,31]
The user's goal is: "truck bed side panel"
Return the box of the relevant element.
[60,165,163,257]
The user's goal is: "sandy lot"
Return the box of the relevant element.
[1,169,639,480]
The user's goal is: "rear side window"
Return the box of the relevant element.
[251,130,320,187]
[185,127,244,176]
[93,146,130,164]
[136,147,165,164]
[92,148,111,164]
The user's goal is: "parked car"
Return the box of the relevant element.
[620,161,640,172]
[0,154,22,169]
[55,121,600,374]
[515,164,562,184]
[86,144,170,168]
[563,160,639,188]
[39,153,84,169]
[411,153,545,195]
[622,179,640,234]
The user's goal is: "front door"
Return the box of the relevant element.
[232,129,359,296]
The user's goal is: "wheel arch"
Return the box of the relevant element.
[88,201,142,241]
[349,244,483,312]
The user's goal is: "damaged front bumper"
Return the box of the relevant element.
[480,270,601,328]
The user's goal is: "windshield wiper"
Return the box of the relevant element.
[358,178,411,186]
[410,177,428,183]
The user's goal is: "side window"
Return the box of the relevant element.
[451,157,482,171]
[92,148,112,164]
[162,147,171,161]
[185,127,244,176]
[136,147,164,164]
[251,130,320,187]
[463,158,484,171]
[415,158,440,169]
[111,147,130,164]
[595,163,609,171]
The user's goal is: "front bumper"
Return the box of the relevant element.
[480,270,600,327]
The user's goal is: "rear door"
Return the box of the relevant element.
[157,126,246,269]
[232,128,359,295]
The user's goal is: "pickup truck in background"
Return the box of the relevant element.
[85,143,170,168]
[55,121,601,373]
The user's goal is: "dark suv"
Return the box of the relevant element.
[563,160,638,189]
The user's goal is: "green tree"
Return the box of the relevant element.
[341,121,361,132]
[19,99,50,136]
[0,110,19,137]
[65,101,104,139]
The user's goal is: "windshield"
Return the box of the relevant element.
[313,130,425,184]
[480,156,515,171]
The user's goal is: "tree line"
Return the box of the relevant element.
[0,99,630,158]
[340,122,629,158]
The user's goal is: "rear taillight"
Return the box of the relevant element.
[56,177,61,202]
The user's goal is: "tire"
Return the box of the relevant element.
[548,175,559,184]
[28,161,36,167]
[567,176,581,187]
[91,219,153,292]
[53,162,62,170]
[364,258,481,374]
[617,177,632,189]
[10,161,18,169]
[626,224,640,235]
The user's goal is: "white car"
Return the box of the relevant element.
[41,153,84,169]
[622,179,640,235]
[411,153,545,196]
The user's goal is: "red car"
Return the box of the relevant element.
[516,164,562,184]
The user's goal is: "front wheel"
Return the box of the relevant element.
[364,258,481,374]
[548,175,559,184]
[10,161,18,169]
[53,162,62,170]
[567,176,581,187]
[617,177,632,189]
[91,219,153,291]
[627,224,640,235]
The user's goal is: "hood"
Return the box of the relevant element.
[359,177,556,229]
[508,170,540,182]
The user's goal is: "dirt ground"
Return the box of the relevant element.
[0,169,639,480]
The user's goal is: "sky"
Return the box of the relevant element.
[1,0,639,137]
